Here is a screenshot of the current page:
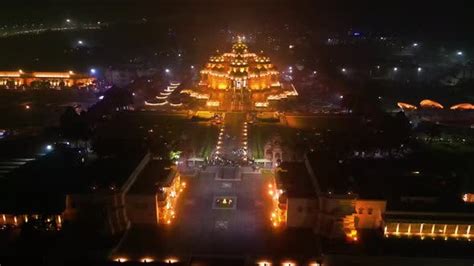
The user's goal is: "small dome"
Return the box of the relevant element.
[232,42,249,54]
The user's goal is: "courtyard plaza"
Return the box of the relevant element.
[112,112,319,262]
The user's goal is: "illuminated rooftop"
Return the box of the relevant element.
[200,39,280,90]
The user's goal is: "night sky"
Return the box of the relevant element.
[1,0,473,41]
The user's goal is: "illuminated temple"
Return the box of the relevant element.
[200,40,280,90]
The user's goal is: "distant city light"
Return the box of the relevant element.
[178,53,182,57]
[339,95,344,99]
[140,257,154,263]
[341,68,347,73]
[289,44,294,49]
[66,19,71,23]
[190,65,195,69]
[165,68,170,73]
[25,105,30,110]
[413,43,418,47]
[353,32,361,36]
[164,257,179,264]
[90,68,96,74]
[376,65,381,69]
[46,145,53,151]
[99,95,104,100]
[417,67,422,72]
[114,257,128,263]
[77,40,83,45]
[393,67,398,72]
[257,260,272,266]
[457,51,464,56]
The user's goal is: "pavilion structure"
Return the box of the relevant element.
[0,70,95,88]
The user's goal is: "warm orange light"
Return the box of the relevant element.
[164,257,179,263]
[141,257,154,263]
[257,260,272,266]
[450,103,474,110]
[114,257,128,263]
[420,99,443,109]
[0,71,21,77]
[397,102,417,110]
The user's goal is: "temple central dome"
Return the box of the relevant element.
[200,40,279,90]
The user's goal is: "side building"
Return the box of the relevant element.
[125,158,183,225]
[0,70,95,88]
[272,153,474,243]
[0,147,150,236]
[305,152,474,241]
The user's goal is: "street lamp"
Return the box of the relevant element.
[77,40,83,45]
[90,68,96,74]
[417,67,422,72]
[66,19,71,23]
[341,68,347,73]
[413,43,418,47]
[165,68,170,73]
[457,51,464,56]
[393,67,398,72]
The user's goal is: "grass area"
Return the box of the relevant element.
[97,111,218,159]
[285,115,359,130]
[249,123,298,159]
[192,123,218,158]
[249,115,362,160]
[423,141,474,154]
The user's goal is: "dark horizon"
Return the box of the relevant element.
[1,0,473,41]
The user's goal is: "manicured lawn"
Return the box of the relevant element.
[98,112,218,159]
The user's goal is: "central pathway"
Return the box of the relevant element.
[113,112,319,263]
[216,112,247,163]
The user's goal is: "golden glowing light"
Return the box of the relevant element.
[397,102,417,110]
[164,257,179,263]
[420,99,444,109]
[141,257,154,263]
[114,257,128,263]
[206,100,220,107]
[451,103,474,110]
